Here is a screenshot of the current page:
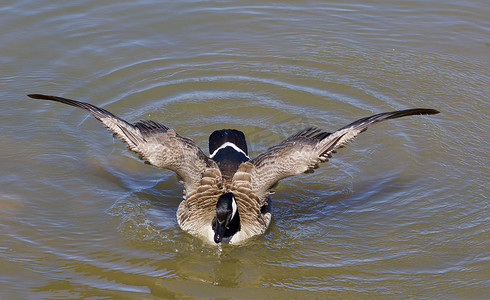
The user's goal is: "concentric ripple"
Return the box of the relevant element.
[1,0,488,298]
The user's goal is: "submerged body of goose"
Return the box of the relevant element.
[28,94,439,244]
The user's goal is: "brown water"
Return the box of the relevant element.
[1,0,489,298]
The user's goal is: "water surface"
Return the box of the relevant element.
[1,0,489,298]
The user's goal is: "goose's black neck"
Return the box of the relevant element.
[209,129,249,179]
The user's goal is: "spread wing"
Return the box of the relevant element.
[28,94,213,193]
[245,108,439,198]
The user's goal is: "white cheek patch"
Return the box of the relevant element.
[210,142,250,159]
[231,196,237,219]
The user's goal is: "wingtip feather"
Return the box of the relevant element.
[27,93,48,99]
[412,108,440,115]
[426,108,440,115]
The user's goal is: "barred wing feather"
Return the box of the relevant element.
[27,94,211,193]
[248,108,439,199]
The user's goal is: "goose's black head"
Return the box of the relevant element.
[212,192,240,243]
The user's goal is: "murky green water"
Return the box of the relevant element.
[1,0,489,298]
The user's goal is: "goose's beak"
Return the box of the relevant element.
[214,222,225,243]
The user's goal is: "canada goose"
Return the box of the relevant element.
[27,94,439,244]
